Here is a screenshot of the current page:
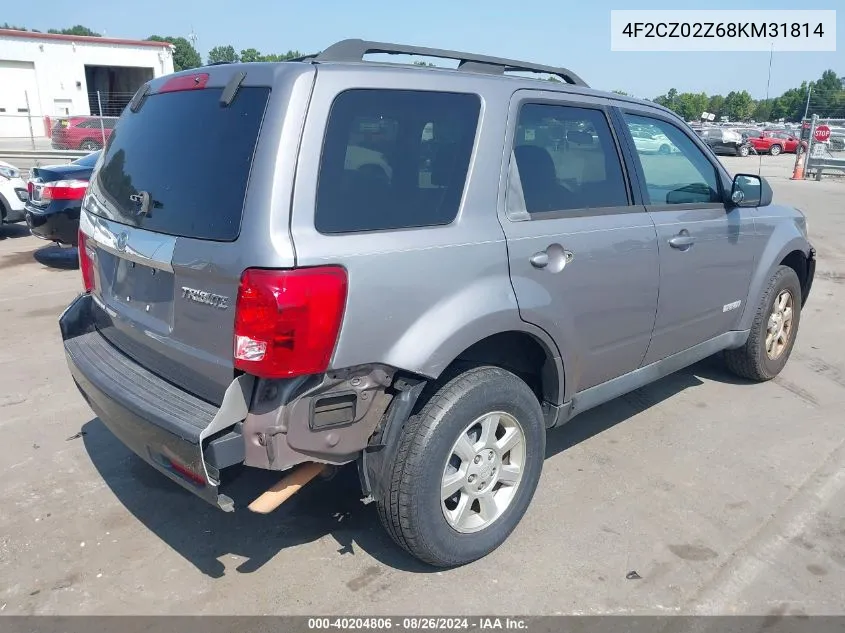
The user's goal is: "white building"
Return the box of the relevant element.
[0,29,174,139]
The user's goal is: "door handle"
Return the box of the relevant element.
[529,251,549,268]
[668,230,695,249]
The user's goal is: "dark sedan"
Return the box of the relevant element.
[25,152,100,246]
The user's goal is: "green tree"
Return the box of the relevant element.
[413,60,436,67]
[240,48,263,62]
[771,84,806,121]
[722,90,754,120]
[147,35,201,71]
[675,92,709,121]
[611,90,629,96]
[260,50,304,61]
[207,45,239,64]
[48,25,101,36]
[1,22,31,31]
[707,95,725,118]
[752,99,774,122]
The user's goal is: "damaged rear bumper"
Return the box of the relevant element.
[60,293,399,512]
[60,293,251,511]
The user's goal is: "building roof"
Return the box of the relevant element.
[0,28,174,49]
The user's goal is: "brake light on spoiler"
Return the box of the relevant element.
[158,73,210,94]
[234,267,348,379]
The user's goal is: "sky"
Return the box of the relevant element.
[4,0,842,99]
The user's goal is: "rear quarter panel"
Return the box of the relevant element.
[289,66,558,383]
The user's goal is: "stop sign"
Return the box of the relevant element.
[814,125,831,142]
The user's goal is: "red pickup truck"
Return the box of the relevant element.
[748,131,808,156]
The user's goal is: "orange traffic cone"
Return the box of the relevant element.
[791,151,805,180]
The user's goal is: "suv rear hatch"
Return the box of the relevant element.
[79,67,288,406]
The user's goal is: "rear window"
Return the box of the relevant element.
[315,89,480,234]
[91,86,270,241]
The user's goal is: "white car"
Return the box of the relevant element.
[630,129,679,154]
[0,160,28,225]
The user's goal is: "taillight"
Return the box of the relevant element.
[234,267,348,379]
[78,230,96,293]
[41,179,88,203]
[27,181,33,196]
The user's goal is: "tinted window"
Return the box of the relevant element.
[510,104,628,214]
[623,114,721,205]
[91,87,269,241]
[315,89,480,234]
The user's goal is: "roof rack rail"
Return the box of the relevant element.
[311,39,588,87]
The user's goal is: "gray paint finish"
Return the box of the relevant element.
[77,56,812,418]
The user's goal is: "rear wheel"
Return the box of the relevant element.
[738,145,750,157]
[769,144,782,156]
[80,139,101,152]
[376,365,545,567]
[724,266,802,381]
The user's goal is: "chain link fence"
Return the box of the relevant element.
[801,117,845,180]
[0,90,129,152]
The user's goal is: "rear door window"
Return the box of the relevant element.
[315,89,480,234]
[510,103,629,214]
[90,87,270,241]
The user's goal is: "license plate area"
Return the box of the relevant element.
[98,249,175,325]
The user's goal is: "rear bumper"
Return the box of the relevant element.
[26,201,80,244]
[60,293,242,511]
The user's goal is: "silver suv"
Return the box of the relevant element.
[61,39,815,567]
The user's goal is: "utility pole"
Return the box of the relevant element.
[803,84,812,121]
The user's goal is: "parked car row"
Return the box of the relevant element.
[0,151,100,245]
[694,126,808,157]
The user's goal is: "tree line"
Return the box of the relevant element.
[3,23,842,121]
[647,70,844,122]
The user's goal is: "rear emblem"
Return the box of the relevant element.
[116,232,128,252]
[181,286,230,310]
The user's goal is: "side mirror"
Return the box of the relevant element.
[729,173,773,208]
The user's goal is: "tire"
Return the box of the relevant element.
[769,144,782,156]
[658,144,671,155]
[796,144,805,155]
[738,145,750,157]
[80,140,101,152]
[376,365,545,567]
[724,265,802,381]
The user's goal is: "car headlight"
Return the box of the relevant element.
[0,165,19,180]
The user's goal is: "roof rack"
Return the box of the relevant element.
[308,39,588,87]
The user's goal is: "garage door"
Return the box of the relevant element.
[0,60,42,139]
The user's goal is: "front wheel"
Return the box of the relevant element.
[376,365,545,567]
[724,266,802,381]
[79,139,101,152]
[769,144,782,156]
[796,144,805,155]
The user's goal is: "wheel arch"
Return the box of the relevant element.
[739,233,812,331]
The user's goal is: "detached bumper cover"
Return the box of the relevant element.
[60,293,239,511]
